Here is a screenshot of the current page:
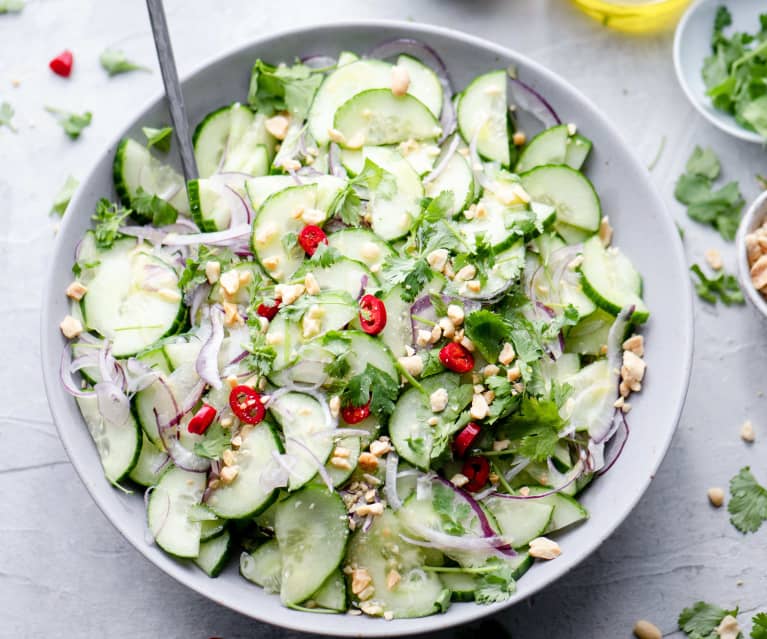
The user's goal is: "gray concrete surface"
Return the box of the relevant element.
[1,0,766,637]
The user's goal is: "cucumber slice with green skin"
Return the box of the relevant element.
[441,572,477,602]
[509,551,533,580]
[70,340,102,385]
[188,178,248,233]
[483,496,554,548]
[424,152,475,215]
[561,359,614,434]
[333,89,441,148]
[458,70,511,166]
[245,175,295,210]
[516,124,569,173]
[379,285,414,358]
[113,138,189,220]
[525,487,589,533]
[565,309,615,356]
[363,145,424,241]
[347,509,450,618]
[324,435,360,487]
[81,240,184,357]
[579,236,649,323]
[450,241,526,301]
[327,228,393,273]
[275,485,349,605]
[398,140,442,175]
[564,133,592,170]
[147,466,207,558]
[162,338,203,371]
[389,372,464,469]
[137,346,173,375]
[200,518,227,542]
[240,539,282,592]
[76,395,141,484]
[192,105,231,177]
[304,570,347,612]
[396,54,443,118]
[344,331,398,381]
[556,221,596,245]
[337,51,359,66]
[520,165,601,233]
[128,436,168,487]
[251,183,322,282]
[295,257,376,299]
[206,422,283,519]
[269,392,335,491]
[194,529,231,577]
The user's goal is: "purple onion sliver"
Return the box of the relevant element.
[596,412,630,476]
[196,306,225,390]
[508,77,561,128]
[300,54,337,69]
[423,134,459,184]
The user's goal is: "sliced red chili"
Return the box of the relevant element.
[297,225,328,256]
[439,342,475,373]
[229,385,265,424]
[452,422,482,457]
[49,50,74,77]
[462,455,490,492]
[358,294,387,335]
[341,401,371,424]
[187,404,217,435]
[257,298,281,321]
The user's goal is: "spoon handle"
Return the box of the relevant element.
[145,0,198,181]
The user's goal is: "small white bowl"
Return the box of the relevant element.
[736,190,767,315]
[674,0,766,144]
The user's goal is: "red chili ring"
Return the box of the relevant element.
[257,298,281,321]
[462,455,490,492]
[229,385,265,425]
[358,294,387,335]
[49,50,74,77]
[187,404,217,435]
[298,225,328,256]
[341,401,371,424]
[452,422,482,457]
[439,342,475,374]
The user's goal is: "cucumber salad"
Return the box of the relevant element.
[59,39,649,619]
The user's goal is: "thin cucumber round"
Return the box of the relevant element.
[295,257,376,299]
[483,496,554,548]
[194,529,231,577]
[424,152,475,215]
[440,572,477,602]
[305,570,347,612]
[457,70,511,166]
[241,539,282,592]
[525,487,589,533]
[565,309,615,356]
[565,133,592,170]
[128,436,168,487]
[396,54,443,118]
[516,124,569,173]
[327,228,393,273]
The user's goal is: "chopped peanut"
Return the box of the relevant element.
[390,65,410,96]
[358,452,379,472]
[65,281,87,301]
[265,114,290,140]
[498,342,516,365]
[633,620,662,639]
[704,248,723,270]
[707,487,725,507]
[528,537,561,560]
[59,315,83,339]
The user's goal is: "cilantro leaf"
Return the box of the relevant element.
[322,333,352,380]
[310,242,341,268]
[242,324,277,377]
[432,481,471,535]
[142,126,173,152]
[429,292,448,318]
[678,601,739,639]
[751,613,767,639]
[192,422,231,459]
[50,175,79,217]
[485,376,521,424]
[420,349,445,377]
[92,199,131,249]
[380,255,432,303]
[132,187,178,226]
[0,101,17,132]
[0,0,24,13]
[690,264,744,305]
[464,309,510,362]
[341,364,399,418]
[247,59,323,118]
[713,6,732,35]
[99,48,150,76]
[503,396,564,462]
[178,245,236,297]
[421,190,455,223]
[687,145,721,179]
[474,559,517,604]
[45,106,92,139]
[728,466,767,533]
[279,294,316,322]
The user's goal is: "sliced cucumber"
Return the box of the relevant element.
[333,90,440,148]
[269,392,335,490]
[451,241,526,300]
[81,240,183,357]
[398,140,442,175]
[579,236,649,323]
[424,152,475,215]
[564,134,592,170]
[379,286,414,358]
[200,518,227,542]
[525,487,589,533]
[396,55,443,118]
[275,485,349,605]
[206,422,283,519]
[556,221,596,246]
[561,359,614,434]
[324,435,360,487]
[565,309,615,356]
[245,175,295,210]
[194,530,231,577]
[76,395,141,484]
[327,228,393,273]
[520,165,601,233]
[345,331,398,381]
[240,539,282,592]
[516,125,569,173]
[113,138,189,220]
[304,570,347,612]
[296,257,375,299]
[188,178,242,232]
[147,466,206,558]
[458,70,510,166]
[128,436,168,487]
[483,496,554,548]
[441,572,477,602]
[346,509,449,618]
[337,51,359,66]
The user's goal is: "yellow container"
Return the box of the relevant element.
[571,0,692,33]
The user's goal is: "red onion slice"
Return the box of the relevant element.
[423,134,459,184]
[595,412,630,476]
[328,142,347,179]
[285,436,334,493]
[94,380,132,427]
[508,77,560,129]
[60,347,96,398]
[196,306,225,389]
[162,224,251,247]
[301,54,337,69]
[400,524,512,557]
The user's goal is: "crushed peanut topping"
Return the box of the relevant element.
[528,537,561,560]
[65,281,88,300]
[707,487,725,507]
[358,452,379,472]
[704,248,723,270]
[740,419,756,443]
[59,315,83,339]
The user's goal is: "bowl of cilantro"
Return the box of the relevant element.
[674,0,767,144]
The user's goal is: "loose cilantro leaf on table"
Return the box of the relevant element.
[193,422,231,459]
[690,264,744,306]
[678,601,739,639]
[0,0,24,13]
[675,146,744,240]
[100,48,150,76]
[142,126,173,152]
[92,199,131,249]
[751,613,767,639]
[132,187,178,226]
[247,59,323,119]
[50,175,79,217]
[0,101,17,132]
[341,363,399,418]
[728,466,767,533]
[45,106,92,139]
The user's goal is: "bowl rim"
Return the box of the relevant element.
[673,0,765,144]
[40,18,694,636]
[736,190,767,315]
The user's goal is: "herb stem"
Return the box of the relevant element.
[490,460,515,495]
[395,362,427,396]
[423,565,497,574]
[647,135,666,171]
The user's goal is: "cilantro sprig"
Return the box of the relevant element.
[100,48,150,76]
[192,422,231,459]
[728,466,767,533]
[132,186,178,226]
[690,263,744,306]
[247,59,324,119]
[341,363,399,419]
[143,126,173,152]
[678,601,739,639]
[45,106,92,139]
[499,395,564,462]
[0,101,17,133]
[50,175,79,217]
[92,199,131,249]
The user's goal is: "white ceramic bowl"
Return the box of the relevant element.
[674,0,766,144]
[41,20,694,636]
[736,190,767,315]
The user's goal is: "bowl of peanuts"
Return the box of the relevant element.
[737,190,767,315]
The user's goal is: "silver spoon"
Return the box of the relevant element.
[145,0,199,180]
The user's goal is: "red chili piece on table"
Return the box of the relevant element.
[187,404,217,435]
[49,50,74,77]
[297,225,328,256]
[358,294,387,335]
[453,422,482,457]
[439,342,474,373]
[257,298,281,321]
[462,455,490,492]
[341,401,371,424]
[229,385,265,424]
